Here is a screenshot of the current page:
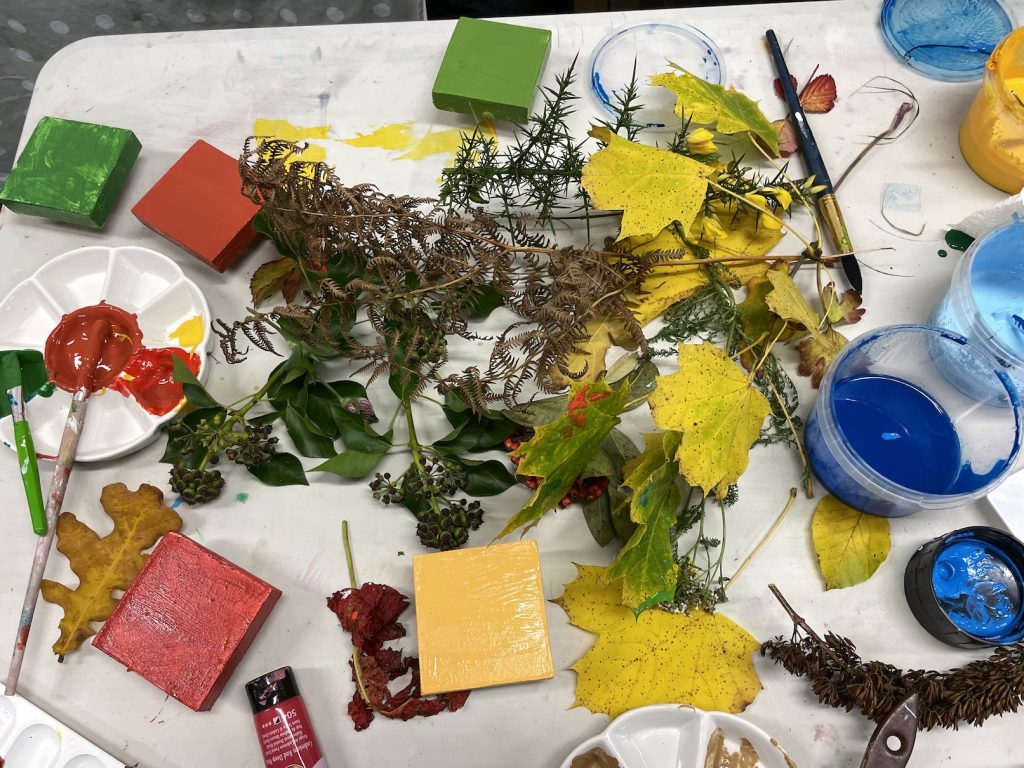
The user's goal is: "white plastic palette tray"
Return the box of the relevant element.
[0,245,210,462]
[559,705,795,768]
[0,693,123,767]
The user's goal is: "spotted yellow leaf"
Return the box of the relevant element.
[811,495,891,589]
[765,268,821,333]
[583,127,710,241]
[554,565,762,717]
[696,207,784,285]
[550,315,638,388]
[649,343,770,495]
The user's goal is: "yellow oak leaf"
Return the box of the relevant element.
[796,327,848,388]
[40,483,183,657]
[765,268,821,333]
[582,126,709,241]
[554,564,762,717]
[811,495,891,589]
[650,71,779,155]
[550,315,638,388]
[649,342,771,495]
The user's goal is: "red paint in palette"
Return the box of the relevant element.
[43,302,200,415]
[44,302,141,391]
[111,346,200,416]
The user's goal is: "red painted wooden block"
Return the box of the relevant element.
[93,531,281,711]
[131,139,261,271]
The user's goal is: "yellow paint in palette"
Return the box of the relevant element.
[341,122,416,150]
[251,118,330,167]
[170,315,204,350]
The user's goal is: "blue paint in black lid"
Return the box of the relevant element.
[905,526,1024,647]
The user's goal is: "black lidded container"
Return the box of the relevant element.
[904,526,1024,649]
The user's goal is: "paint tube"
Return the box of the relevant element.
[246,666,329,768]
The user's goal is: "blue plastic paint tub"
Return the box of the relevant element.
[805,324,1022,517]
[931,220,1024,395]
[905,526,1024,647]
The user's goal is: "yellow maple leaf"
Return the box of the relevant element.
[648,342,771,495]
[695,206,783,285]
[811,495,891,590]
[582,127,710,241]
[618,229,707,325]
[554,565,762,717]
[40,483,183,657]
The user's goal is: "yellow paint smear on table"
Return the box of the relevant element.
[170,315,204,350]
[341,122,416,150]
[396,118,497,161]
[252,118,329,166]
[413,540,553,695]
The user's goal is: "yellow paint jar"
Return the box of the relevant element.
[960,28,1024,193]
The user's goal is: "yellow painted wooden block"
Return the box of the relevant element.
[413,540,554,695]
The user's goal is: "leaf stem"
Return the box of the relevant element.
[341,520,373,707]
[727,489,796,590]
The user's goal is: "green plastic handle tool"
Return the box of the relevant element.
[2,353,46,535]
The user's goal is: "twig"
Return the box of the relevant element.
[342,520,372,707]
[834,101,916,191]
[763,375,814,497]
[767,584,852,670]
[727,489,797,589]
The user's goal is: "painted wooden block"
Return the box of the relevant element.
[132,140,262,272]
[0,116,141,228]
[413,539,553,695]
[432,17,551,124]
[93,531,281,712]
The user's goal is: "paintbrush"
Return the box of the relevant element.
[765,29,864,294]
[5,320,109,696]
[1,353,45,535]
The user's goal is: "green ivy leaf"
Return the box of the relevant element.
[248,452,308,486]
[433,413,515,454]
[171,356,218,409]
[467,285,504,318]
[582,493,616,547]
[459,459,516,497]
[311,449,387,479]
[284,403,336,459]
[334,408,392,453]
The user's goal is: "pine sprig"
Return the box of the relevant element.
[762,585,1024,730]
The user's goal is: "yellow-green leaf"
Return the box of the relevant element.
[499,379,630,538]
[696,207,784,285]
[554,565,762,718]
[811,495,891,589]
[649,343,771,495]
[765,268,821,333]
[583,126,710,241]
[607,461,681,609]
[651,71,779,155]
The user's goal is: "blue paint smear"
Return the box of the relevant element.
[933,539,1023,639]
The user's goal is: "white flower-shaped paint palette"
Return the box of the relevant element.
[0,693,123,767]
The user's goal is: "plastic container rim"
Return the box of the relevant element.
[815,323,1023,509]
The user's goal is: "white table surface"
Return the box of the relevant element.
[1,2,1023,766]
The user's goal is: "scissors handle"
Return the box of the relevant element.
[860,693,919,768]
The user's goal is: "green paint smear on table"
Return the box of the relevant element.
[945,229,974,252]
[235,492,250,504]
[0,350,53,419]
[0,116,141,228]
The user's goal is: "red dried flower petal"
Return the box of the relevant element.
[328,583,408,650]
[800,74,837,114]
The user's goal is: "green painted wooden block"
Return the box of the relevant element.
[432,17,551,124]
[0,116,142,228]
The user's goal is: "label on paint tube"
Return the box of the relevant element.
[253,697,327,768]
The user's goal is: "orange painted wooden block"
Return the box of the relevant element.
[413,539,553,695]
[132,140,261,271]
[93,532,281,711]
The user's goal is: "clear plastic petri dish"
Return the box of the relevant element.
[588,22,725,131]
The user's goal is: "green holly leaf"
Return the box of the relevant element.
[498,379,630,538]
